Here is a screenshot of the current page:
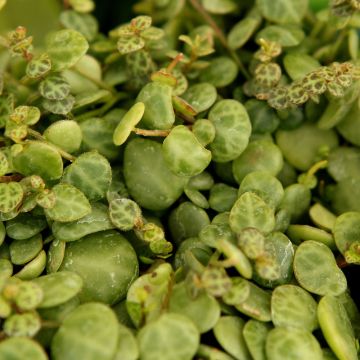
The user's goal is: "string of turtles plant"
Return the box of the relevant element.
[0,0,359,359]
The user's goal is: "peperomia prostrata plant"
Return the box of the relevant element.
[0,0,359,359]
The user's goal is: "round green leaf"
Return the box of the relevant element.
[136,82,175,130]
[271,285,318,331]
[163,125,211,177]
[33,271,83,308]
[45,183,91,222]
[209,99,251,163]
[229,192,275,235]
[333,212,360,261]
[169,201,210,245]
[243,320,271,360]
[257,0,308,24]
[39,75,70,101]
[181,83,217,113]
[42,96,75,115]
[239,171,284,210]
[0,182,23,213]
[26,53,52,79]
[10,234,42,265]
[46,29,89,71]
[200,57,238,88]
[109,198,142,231]
[228,10,261,49]
[253,232,294,288]
[318,295,358,360]
[59,230,138,304]
[60,10,98,42]
[124,138,186,211]
[51,303,119,360]
[80,113,124,161]
[138,313,200,360]
[4,311,41,337]
[276,123,338,171]
[283,53,320,81]
[169,281,220,333]
[213,316,251,360]
[266,327,322,360]
[6,212,47,240]
[52,202,114,242]
[114,324,139,360]
[256,25,305,47]
[328,147,360,182]
[44,120,82,154]
[294,240,347,296]
[0,337,47,360]
[62,151,111,201]
[232,139,283,183]
[117,35,145,55]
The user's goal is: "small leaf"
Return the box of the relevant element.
[0,182,23,213]
[60,10,98,42]
[229,192,275,235]
[26,53,52,79]
[45,183,91,222]
[256,24,305,47]
[131,15,152,31]
[117,35,145,55]
[12,141,63,181]
[162,125,212,177]
[113,102,145,146]
[39,74,70,100]
[51,303,119,360]
[44,120,82,154]
[42,96,75,115]
[33,271,83,308]
[228,9,261,49]
[62,151,112,201]
[10,106,40,125]
[109,198,143,231]
[257,0,308,24]
[0,338,47,360]
[36,189,56,209]
[141,26,165,41]
[46,29,89,71]
[4,312,41,337]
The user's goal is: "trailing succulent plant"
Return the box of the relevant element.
[0,0,359,359]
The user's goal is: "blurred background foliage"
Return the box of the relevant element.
[0,0,137,45]
[0,0,328,46]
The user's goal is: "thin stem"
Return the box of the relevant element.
[336,255,348,269]
[133,128,171,137]
[167,53,184,73]
[27,128,76,162]
[307,159,328,178]
[0,174,23,183]
[188,0,250,80]
[42,320,61,328]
